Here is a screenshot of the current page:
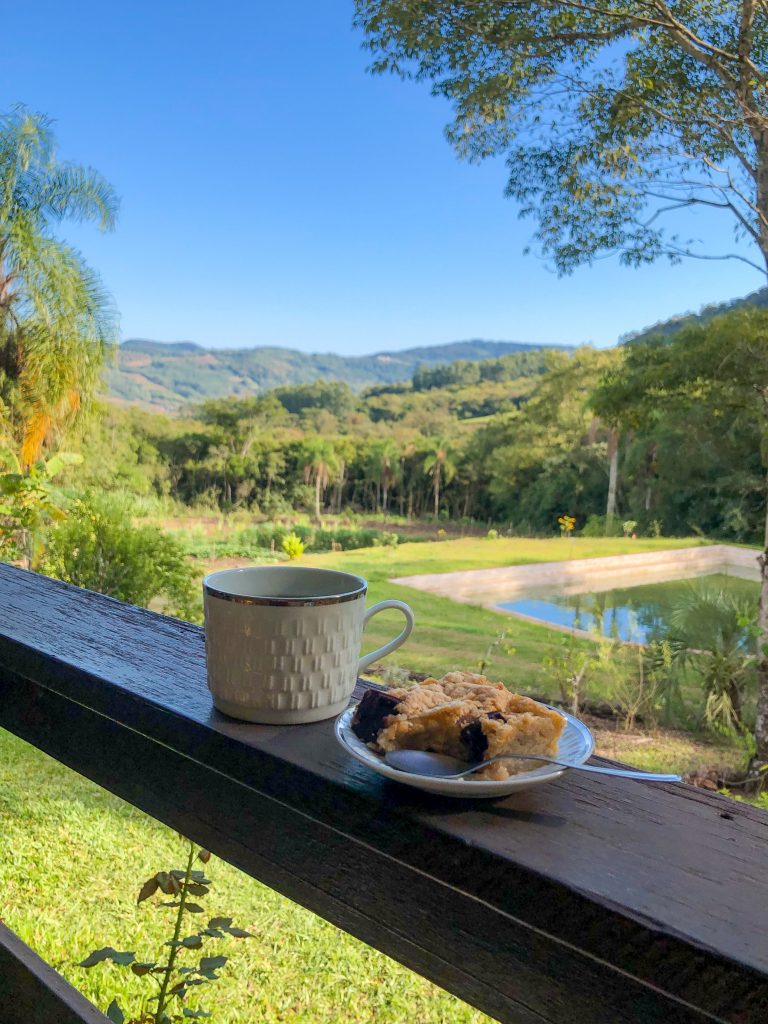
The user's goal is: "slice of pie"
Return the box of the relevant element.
[351,671,565,781]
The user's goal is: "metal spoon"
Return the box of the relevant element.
[383,749,681,782]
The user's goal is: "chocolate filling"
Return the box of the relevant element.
[459,711,506,762]
[351,689,400,743]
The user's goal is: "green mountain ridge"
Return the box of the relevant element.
[622,286,768,343]
[105,287,768,411]
[106,337,567,411]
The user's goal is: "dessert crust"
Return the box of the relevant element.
[351,671,565,781]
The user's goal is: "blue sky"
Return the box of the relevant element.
[2,0,765,353]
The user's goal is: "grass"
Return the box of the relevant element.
[298,535,713,577]
[196,535,745,763]
[196,536,715,688]
[586,720,747,776]
[0,728,491,1023]
[3,532,744,1020]
[271,536,713,695]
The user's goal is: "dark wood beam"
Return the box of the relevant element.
[0,922,109,1023]
[1,564,767,1023]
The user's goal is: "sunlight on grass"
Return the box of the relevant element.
[0,729,490,1024]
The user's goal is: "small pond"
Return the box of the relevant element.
[497,572,760,643]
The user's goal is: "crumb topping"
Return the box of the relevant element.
[351,670,565,781]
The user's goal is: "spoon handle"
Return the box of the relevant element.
[459,755,681,782]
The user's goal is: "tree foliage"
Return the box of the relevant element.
[63,325,768,541]
[355,1,768,273]
[0,446,81,567]
[41,493,198,620]
[0,106,118,464]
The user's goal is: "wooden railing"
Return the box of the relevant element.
[1,562,767,1024]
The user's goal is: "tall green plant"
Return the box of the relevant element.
[357,2,768,276]
[423,439,455,519]
[301,438,339,521]
[41,493,197,619]
[0,446,81,567]
[0,105,118,465]
[79,840,253,1024]
[666,583,758,733]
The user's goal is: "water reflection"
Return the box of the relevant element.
[497,573,759,643]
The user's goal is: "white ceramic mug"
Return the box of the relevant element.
[203,565,414,724]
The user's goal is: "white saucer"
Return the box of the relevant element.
[334,703,595,798]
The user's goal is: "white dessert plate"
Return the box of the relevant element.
[334,704,595,798]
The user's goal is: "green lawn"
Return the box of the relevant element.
[0,728,490,1023]
[306,534,712,578]
[291,536,712,692]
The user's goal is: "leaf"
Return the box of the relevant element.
[166,934,203,950]
[79,947,135,968]
[198,955,227,979]
[44,452,83,478]
[137,877,160,903]
[197,849,211,863]
[183,1010,212,1019]
[106,999,125,1024]
[131,961,157,976]
[207,917,232,930]
[224,927,253,938]
[184,903,205,914]
[156,871,182,895]
[186,883,209,897]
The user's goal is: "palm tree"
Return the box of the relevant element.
[364,439,399,513]
[0,106,119,465]
[423,439,456,519]
[665,583,757,732]
[302,438,339,521]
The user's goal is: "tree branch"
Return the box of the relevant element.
[663,244,767,274]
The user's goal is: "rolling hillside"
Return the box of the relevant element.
[105,338,566,411]
[104,286,768,411]
[622,286,768,344]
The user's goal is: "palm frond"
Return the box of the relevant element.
[34,164,119,231]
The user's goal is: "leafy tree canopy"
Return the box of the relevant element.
[593,307,768,433]
[0,106,118,463]
[355,1,768,274]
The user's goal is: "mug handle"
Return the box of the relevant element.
[358,600,414,675]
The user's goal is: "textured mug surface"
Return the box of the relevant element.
[203,566,413,724]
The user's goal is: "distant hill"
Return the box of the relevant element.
[104,337,567,411]
[621,286,768,345]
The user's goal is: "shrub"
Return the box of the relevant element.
[313,527,400,551]
[281,531,305,560]
[486,528,499,540]
[41,494,197,620]
[580,514,623,537]
[664,583,758,733]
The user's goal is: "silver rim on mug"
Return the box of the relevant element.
[202,569,368,607]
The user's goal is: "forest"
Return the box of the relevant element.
[68,321,766,544]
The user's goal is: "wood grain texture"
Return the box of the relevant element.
[0,923,109,1023]
[1,563,767,1024]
